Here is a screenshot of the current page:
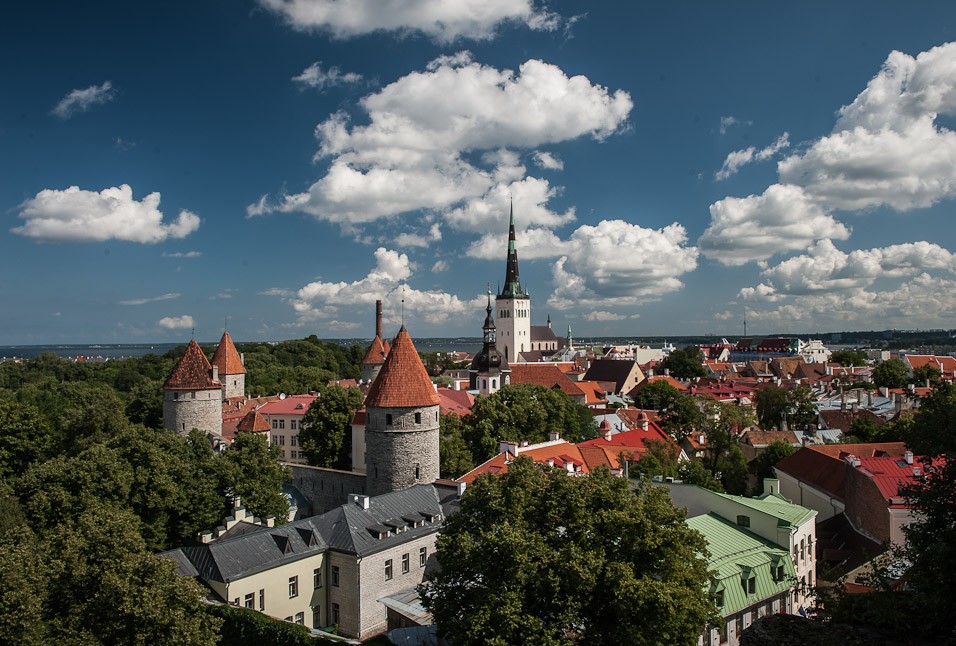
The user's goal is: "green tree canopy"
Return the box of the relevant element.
[911,363,942,387]
[631,379,683,411]
[872,358,909,389]
[299,384,363,470]
[0,504,221,645]
[754,386,790,430]
[462,384,596,464]
[438,412,475,479]
[829,349,869,367]
[422,458,717,645]
[754,440,796,482]
[0,400,53,481]
[660,346,706,380]
[219,432,290,523]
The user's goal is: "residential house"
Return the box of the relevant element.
[259,394,318,465]
[583,358,646,397]
[738,429,802,461]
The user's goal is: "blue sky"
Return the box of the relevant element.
[3,1,956,344]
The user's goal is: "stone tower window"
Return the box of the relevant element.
[386,414,393,426]
[415,412,421,424]
[415,464,420,480]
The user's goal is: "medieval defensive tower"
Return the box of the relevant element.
[364,326,440,496]
[163,339,223,435]
[211,330,245,399]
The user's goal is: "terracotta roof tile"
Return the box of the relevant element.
[510,364,586,398]
[361,335,387,366]
[236,409,271,433]
[365,327,440,408]
[211,331,245,375]
[164,340,221,391]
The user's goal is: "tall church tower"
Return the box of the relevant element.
[364,326,440,496]
[495,202,531,364]
[469,286,510,396]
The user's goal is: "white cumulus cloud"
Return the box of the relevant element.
[257,0,561,42]
[532,151,564,170]
[699,184,850,266]
[256,55,631,229]
[157,315,194,330]
[51,81,115,119]
[702,41,956,265]
[292,61,363,90]
[395,223,442,248]
[585,311,638,322]
[715,133,789,180]
[548,220,699,310]
[13,185,200,243]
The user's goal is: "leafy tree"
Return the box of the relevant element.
[0,400,53,481]
[657,392,706,442]
[848,416,879,443]
[631,379,683,411]
[872,358,909,389]
[754,440,796,481]
[209,605,313,645]
[829,349,868,367]
[660,346,706,380]
[754,386,790,430]
[679,459,723,491]
[788,385,818,430]
[0,503,222,645]
[895,383,956,638]
[439,413,474,479]
[463,384,596,463]
[911,363,942,387]
[715,445,750,495]
[125,378,165,429]
[299,384,363,469]
[634,438,681,480]
[219,432,290,523]
[422,458,717,645]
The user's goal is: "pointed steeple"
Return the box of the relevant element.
[499,200,527,298]
[164,340,220,390]
[365,326,440,408]
[212,331,245,376]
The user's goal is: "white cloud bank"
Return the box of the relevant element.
[702,41,956,265]
[157,315,194,330]
[13,185,200,243]
[51,81,115,119]
[258,0,561,42]
[253,52,631,231]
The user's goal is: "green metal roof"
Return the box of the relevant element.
[688,513,797,616]
[713,491,816,529]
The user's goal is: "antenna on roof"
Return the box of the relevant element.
[401,285,406,326]
[224,316,228,332]
[191,326,195,340]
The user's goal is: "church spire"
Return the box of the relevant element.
[499,200,527,298]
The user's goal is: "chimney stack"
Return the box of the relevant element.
[375,300,383,339]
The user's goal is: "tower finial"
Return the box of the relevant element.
[401,285,406,327]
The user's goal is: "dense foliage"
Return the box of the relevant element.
[871,357,909,389]
[209,605,321,646]
[299,383,363,469]
[659,345,707,380]
[462,384,596,464]
[422,457,718,645]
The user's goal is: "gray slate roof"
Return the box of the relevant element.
[311,484,459,558]
[175,517,328,583]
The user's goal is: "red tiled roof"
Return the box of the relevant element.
[741,429,801,447]
[579,422,671,448]
[211,331,245,375]
[819,408,886,431]
[576,380,608,405]
[457,440,590,484]
[258,394,318,416]
[510,364,586,399]
[361,335,387,366]
[164,340,221,391]
[615,408,661,427]
[350,410,367,426]
[365,327,440,408]
[236,409,271,433]
[437,388,475,416]
[774,442,908,500]
[328,378,359,389]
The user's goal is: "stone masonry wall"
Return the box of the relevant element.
[365,404,440,497]
[222,373,245,399]
[163,389,222,435]
[288,465,368,516]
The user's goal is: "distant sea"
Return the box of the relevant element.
[0,338,486,361]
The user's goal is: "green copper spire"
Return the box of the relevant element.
[499,200,527,298]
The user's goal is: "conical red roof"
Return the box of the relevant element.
[365,326,439,408]
[212,331,246,375]
[236,409,271,433]
[361,335,387,366]
[164,340,221,390]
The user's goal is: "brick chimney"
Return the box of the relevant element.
[375,299,383,339]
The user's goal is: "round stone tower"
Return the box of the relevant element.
[364,326,440,496]
[211,330,246,400]
[163,339,223,436]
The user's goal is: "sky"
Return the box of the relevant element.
[3,1,956,344]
